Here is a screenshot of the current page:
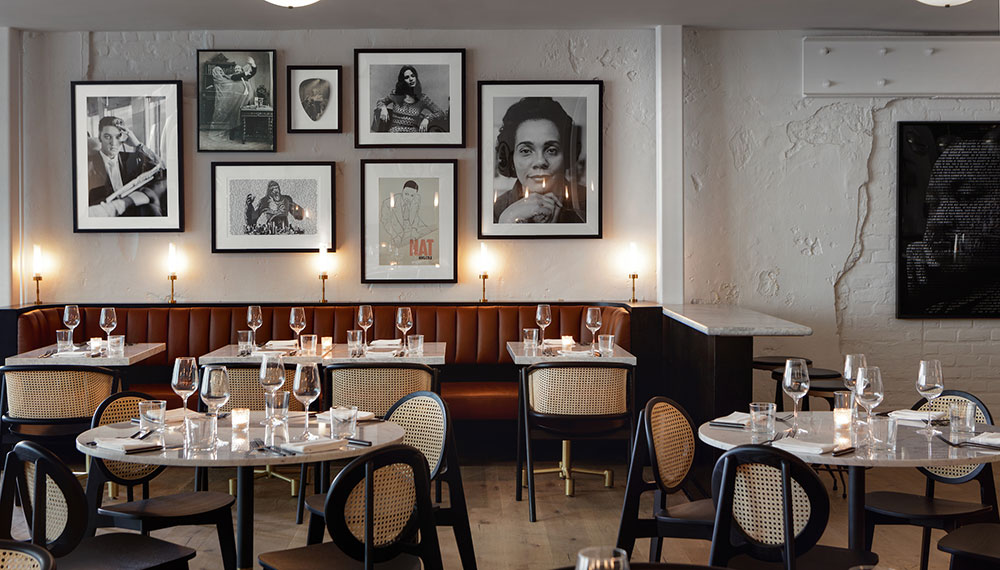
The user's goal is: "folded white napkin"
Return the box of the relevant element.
[251,350,288,358]
[370,339,402,347]
[889,409,947,427]
[542,339,564,346]
[93,438,161,452]
[317,410,376,422]
[279,438,345,454]
[712,412,751,426]
[558,349,598,357]
[970,433,1000,445]
[52,351,90,357]
[364,349,398,359]
[772,439,837,455]
[265,340,299,349]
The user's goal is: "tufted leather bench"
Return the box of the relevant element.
[16,304,631,421]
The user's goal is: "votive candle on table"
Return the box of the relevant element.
[231,408,250,430]
[321,336,333,352]
[834,407,852,428]
[561,335,574,350]
[89,337,102,353]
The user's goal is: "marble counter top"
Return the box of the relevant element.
[662,304,812,337]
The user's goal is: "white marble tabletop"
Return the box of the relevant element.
[5,342,165,367]
[198,342,446,366]
[662,304,812,337]
[698,411,1000,467]
[506,341,637,365]
[75,411,404,467]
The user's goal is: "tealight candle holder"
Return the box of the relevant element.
[321,336,333,353]
[561,335,574,351]
[231,408,250,431]
[89,337,103,354]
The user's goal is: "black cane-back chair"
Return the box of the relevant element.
[0,539,56,569]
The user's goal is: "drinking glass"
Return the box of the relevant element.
[598,334,615,357]
[869,416,897,452]
[247,305,263,348]
[407,334,424,356]
[843,353,867,421]
[200,365,231,417]
[950,401,977,434]
[396,307,413,350]
[749,402,776,435]
[535,304,552,341]
[575,546,628,570]
[916,359,944,436]
[856,366,884,447]
[56,329,73,353]
[330,405,358,439]
[63,305,80,342]
[585,307,602,349]
[171,357,198,419]
[265,391,290,425]
[299,334,318,355]
[522,328,540,349]
[99,307,117,347]
[237,330,252,356]
[185,415,218,451]
[293,364,322,440]
[259,354,285,425]
[289,307,306,340]
[782,358,810,435]
[347,330,364,357]
[138,400,166,434]
[358,305,374,348]
[108,335,125,357]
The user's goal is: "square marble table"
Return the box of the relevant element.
[198,342,446,366]
[4,342,165,367]
[506,341,637,365]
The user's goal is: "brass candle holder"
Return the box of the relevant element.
[628,273,638,304]
[32,275,42,305]
[168,273,177,304]
[319,272,328,303]
[479,271,488,303]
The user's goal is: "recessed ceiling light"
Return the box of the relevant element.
[264,0,320,7]
[914,0,973,6]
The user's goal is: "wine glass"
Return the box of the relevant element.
[99,307,117,350]
[782,359,810,435]
[200,365,231,418]
[856,366,884,448]
[289,307,306,340]
[247,306,263,348]
[171,357,199,419]
[585,307,602,352]
[396,307,413,351]
[63,305,80,343]
[843,353,867,422]
[293,363,322,440]
[575,546,628,570]
[916,359,944,437]
[358,305,373,349]
[535,304,552,341]
[259,354,285,425]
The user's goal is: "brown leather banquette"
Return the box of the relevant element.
[16,304,631,420]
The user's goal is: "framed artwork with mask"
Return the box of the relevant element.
[477,80,603,239]
[360,159,458,283]
[71,80,184,232]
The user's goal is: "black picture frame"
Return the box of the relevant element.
[360,159,459,283]
[354,48,466,149]
[287,65,343,134]
[197,49,277,152]
[477,80,603,239]
[71,80,184,233]
[211,161,335,253]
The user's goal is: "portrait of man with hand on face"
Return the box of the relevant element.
[87,115,167,218]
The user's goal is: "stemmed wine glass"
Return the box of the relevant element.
[535,304,552,342]
[171,357,199,420]
[247,306,263,349]
[358,305,373,350]
[289,307,306,340]
[782,359,810,435]
[201,365,231,419]
[293,363,322,440]
[916,359,944,437]
[856,366,884,448]
[259,354,285,425]
[585,307,602,353]
[843,353,867,422]
[63,305,80,344]
[396,307,413,351]
[575,546,628,570]
[99,307,117,351]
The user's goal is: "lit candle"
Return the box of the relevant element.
[479,243,489,274]
[318,243,329,277]
[321,336,333,352]
[167,243,177,277]
[89,337,102,353]
[561,335,574,350]
[628,242,639,274]
[834,407,852,428]
[32,244,42,277]
[231,408,250,430]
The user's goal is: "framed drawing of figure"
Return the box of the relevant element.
[71,80,184,232]
[287,65,342,133]
[478,80,603,239]
[361,159,458,283]
[197,49,277,152]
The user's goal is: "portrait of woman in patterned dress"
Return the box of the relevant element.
[372,65,446,133]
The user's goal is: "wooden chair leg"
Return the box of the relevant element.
[215,510,237,570]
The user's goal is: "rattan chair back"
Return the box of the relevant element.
[323,444,443,569]
[202,364,303,413]
[912,390,994,482]
[645,397,697,493]
[0,539,55,570]
[710,444,829,567]
[526,363,629,416]
[90,392,164,485]
[2,366,115,419]
[385,392,447,478]
[0,441,88,558]
[327,364,434,417]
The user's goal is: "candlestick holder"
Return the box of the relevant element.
[628,273,638,303]
[319,272,328,303]
[479,271,488,303]
[168,273,177,304]
[32,275,42,305]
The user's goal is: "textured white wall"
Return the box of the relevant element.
[684,28,1000,413]
[18,29,656,304]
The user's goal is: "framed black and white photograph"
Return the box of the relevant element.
[212,162,335,253]
[361,159,457,283]
[287,65,342,133]
[898,121,1000,317]
[197,49,277,152]
[478,80,603,239]
[71,80,183,233]
[354,49,465,148]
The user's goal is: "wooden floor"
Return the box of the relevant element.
[14,450,993,570]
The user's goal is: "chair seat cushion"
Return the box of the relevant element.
[657,497,716,523]
[259,541,420,570]
[726,545,878,569]
[58,532,196,570]
[938,523,1000,562]
[98,491,235,520]
[865,491,993,520]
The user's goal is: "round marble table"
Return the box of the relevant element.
[76,412,404,570]
[698,411,1000,554]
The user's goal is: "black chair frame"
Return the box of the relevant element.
[0,538,56,569]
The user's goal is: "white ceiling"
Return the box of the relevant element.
[4,0,1000,32]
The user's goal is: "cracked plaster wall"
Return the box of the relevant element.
[685,29,1000,413]
[18,29,656,304]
